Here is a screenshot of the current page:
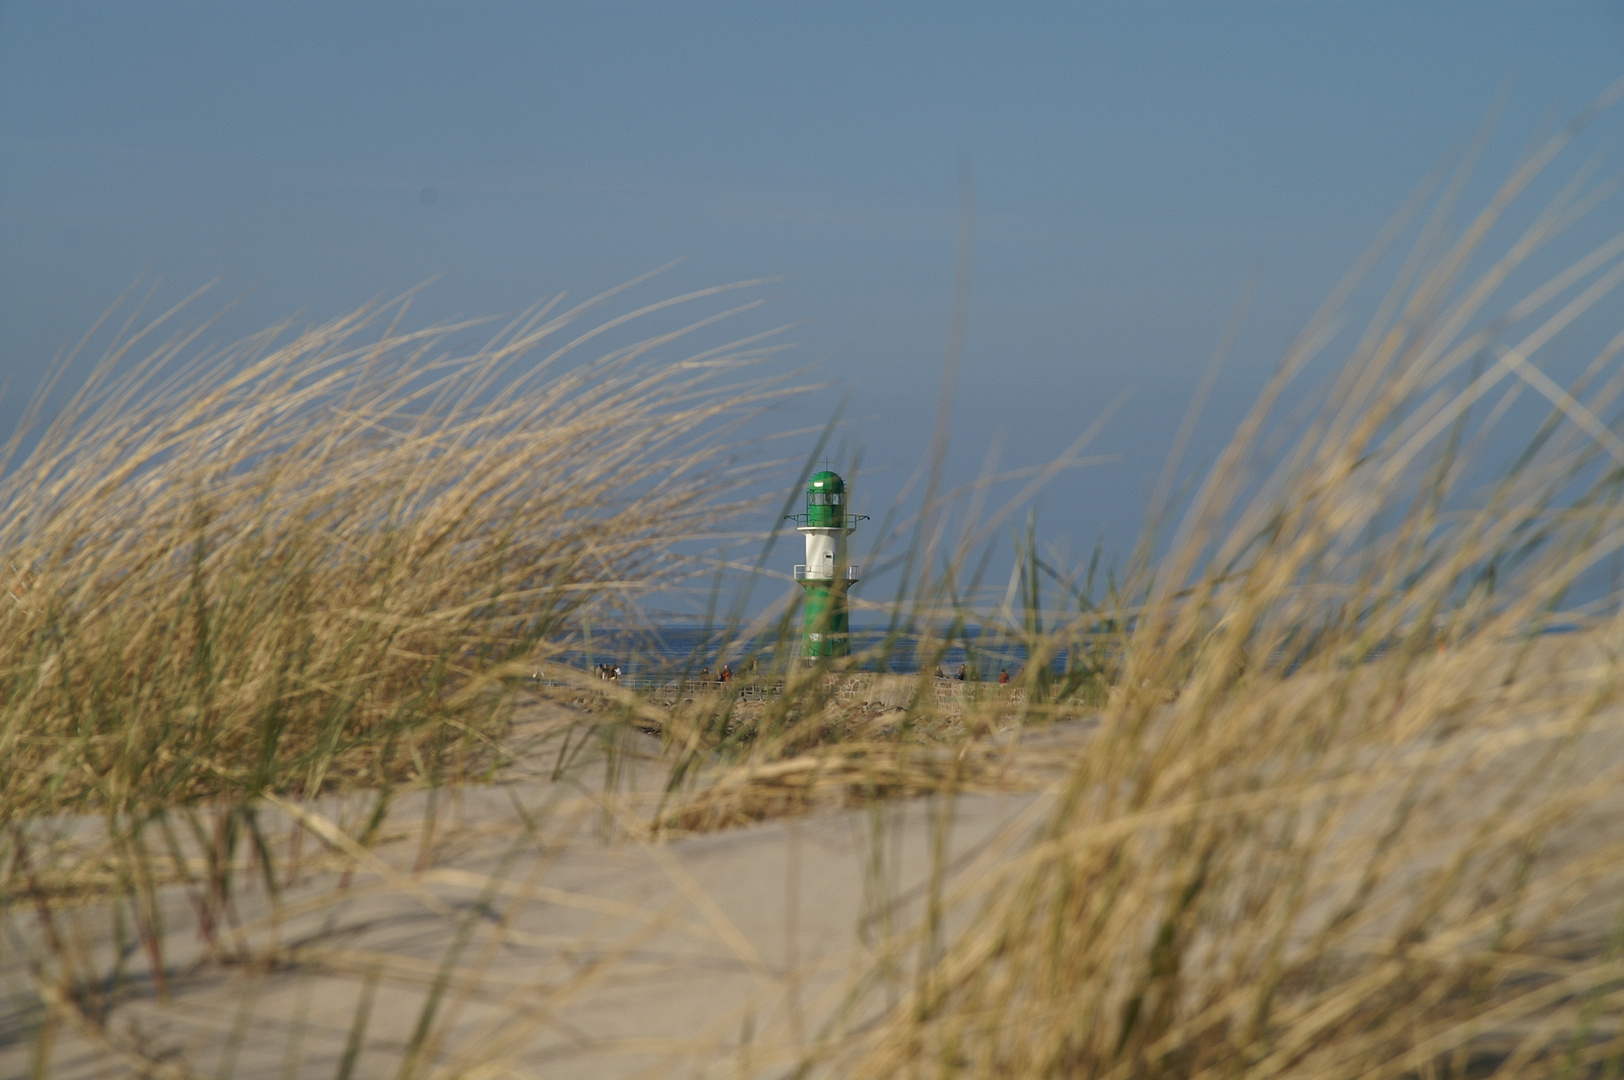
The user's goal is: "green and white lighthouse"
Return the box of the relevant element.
[788,470,866,659]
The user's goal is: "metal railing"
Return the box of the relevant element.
[784,512,870,528]
[793,564,861,581]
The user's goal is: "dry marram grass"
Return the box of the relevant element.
[10,94,1624,1078]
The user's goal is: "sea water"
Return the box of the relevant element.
[541,624,1078,681]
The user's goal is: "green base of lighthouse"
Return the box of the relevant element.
[799,580,853,659]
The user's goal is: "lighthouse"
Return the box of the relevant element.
[789,470,866,659]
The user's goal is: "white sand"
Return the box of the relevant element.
[0,702,1077,1078]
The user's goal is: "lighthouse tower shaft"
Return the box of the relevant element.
[790,471,865,659]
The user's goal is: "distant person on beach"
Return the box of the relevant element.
[934,666,944,679]
[720,663,732,683]
[700,665,709,679]
[612,664,622,681]
[955,664,966,681]
[998,668,1009,684]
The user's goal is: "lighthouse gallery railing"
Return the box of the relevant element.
[793,564,861,581]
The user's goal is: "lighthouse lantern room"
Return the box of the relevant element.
[788,470,865,658]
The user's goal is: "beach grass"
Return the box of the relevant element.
[0,278,806,823]
[9,91,1624,1077]
[821,89,1624,1079]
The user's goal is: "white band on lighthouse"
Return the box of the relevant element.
[802,530,838,577]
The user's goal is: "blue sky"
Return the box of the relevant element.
[3,2,1624,608]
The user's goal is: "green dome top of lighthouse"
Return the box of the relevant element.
[801,470,848,528]
[786,468,866,529]
[808,470,845,495]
